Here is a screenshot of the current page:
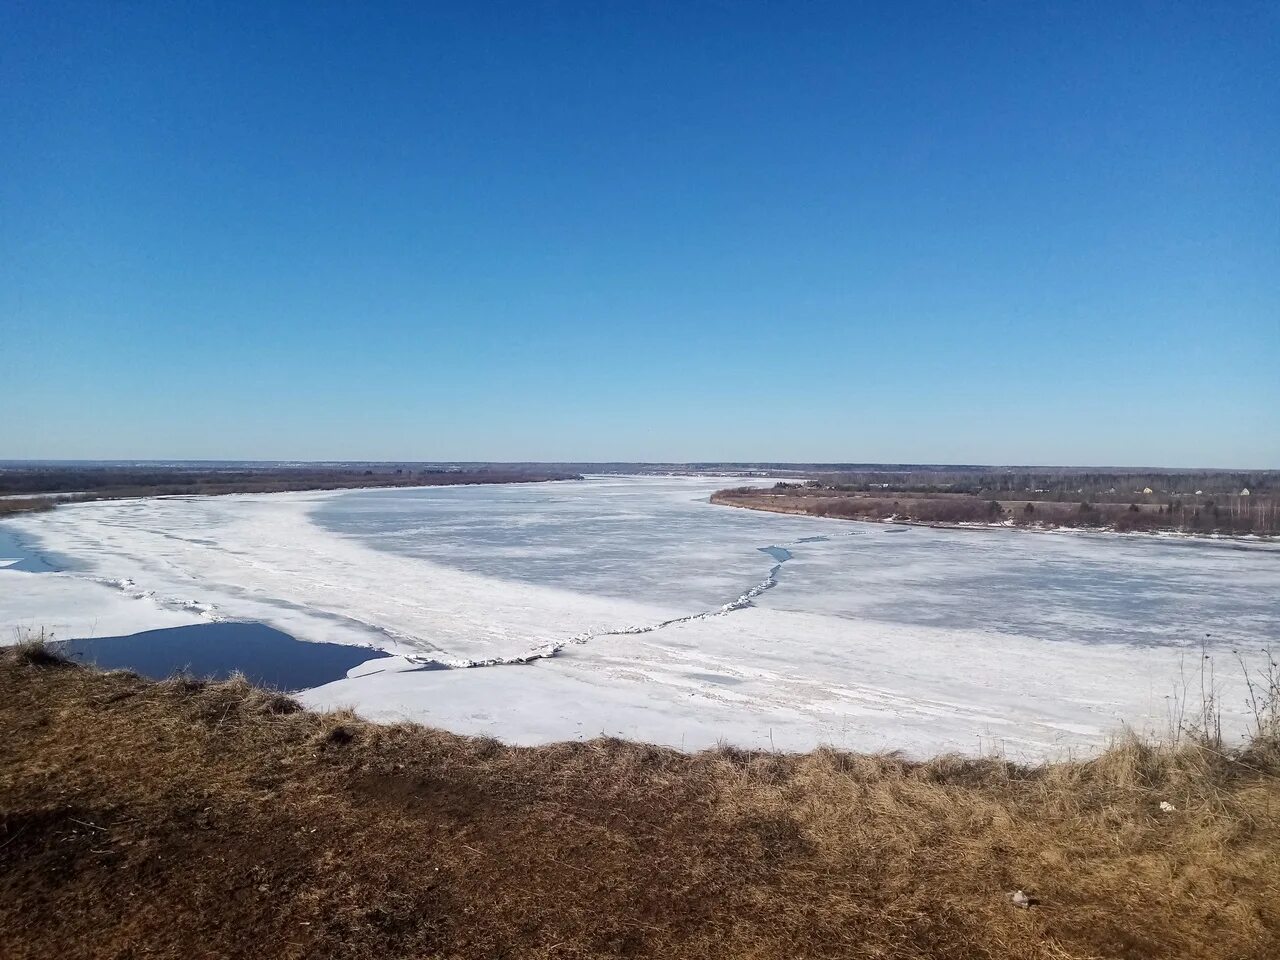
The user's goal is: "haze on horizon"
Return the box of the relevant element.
[2,3,1277,468]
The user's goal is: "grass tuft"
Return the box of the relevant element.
[11,630,73,669]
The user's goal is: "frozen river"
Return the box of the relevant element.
[2,476,1278,759]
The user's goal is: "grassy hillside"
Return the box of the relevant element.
[2,645,1278,959]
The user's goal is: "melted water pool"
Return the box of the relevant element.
[53,622,390,690]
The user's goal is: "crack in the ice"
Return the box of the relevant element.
[402,540,804,673]
[86,525,869,677]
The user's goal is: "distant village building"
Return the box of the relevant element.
[1241,488,1251,496]
[1142,487,1154,495]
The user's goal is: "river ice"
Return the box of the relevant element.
[2,476,1277,759]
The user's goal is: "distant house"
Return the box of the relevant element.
[1142,487,1154,495]
[1241,488,1251,496]
[1195,490,1203,495]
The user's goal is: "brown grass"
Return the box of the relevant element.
[0,496,59,517]
[2,647,1278,960]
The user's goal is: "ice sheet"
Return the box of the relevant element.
[3,476,1278,759]
[301,607,1232,760]
[0,488,675,659]
[0,569,204,641]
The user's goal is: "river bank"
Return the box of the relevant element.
[710,488,1279,539]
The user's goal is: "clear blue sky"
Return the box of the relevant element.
[2,2,1277,466]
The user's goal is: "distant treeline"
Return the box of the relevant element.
[714,483,1280,536]
[793,468,1275,500]
[0,466,582,516]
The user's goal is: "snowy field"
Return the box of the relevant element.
[2,475,1278,760]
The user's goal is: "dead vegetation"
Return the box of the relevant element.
[2,645,1278,960]
[712,487,1280,536]
[0,496,60,517]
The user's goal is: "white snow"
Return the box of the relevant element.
[2,476,1277,761]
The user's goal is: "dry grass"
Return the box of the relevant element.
[0,496,59,517]
[2,647,1278,960]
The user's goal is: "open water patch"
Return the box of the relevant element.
[757,545,793,563]
[52,622,391,691]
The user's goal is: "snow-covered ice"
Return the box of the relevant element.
[0,570,207,640]
[2,475,1278,760]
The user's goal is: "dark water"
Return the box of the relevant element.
[0,525,62,572]
[52,622,390,690]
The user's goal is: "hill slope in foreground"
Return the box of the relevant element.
[2,647,1278,960]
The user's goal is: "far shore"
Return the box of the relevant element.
[0,466,583,519]
[710,488,1278,540]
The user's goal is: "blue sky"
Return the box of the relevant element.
[2,2,1277,466]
